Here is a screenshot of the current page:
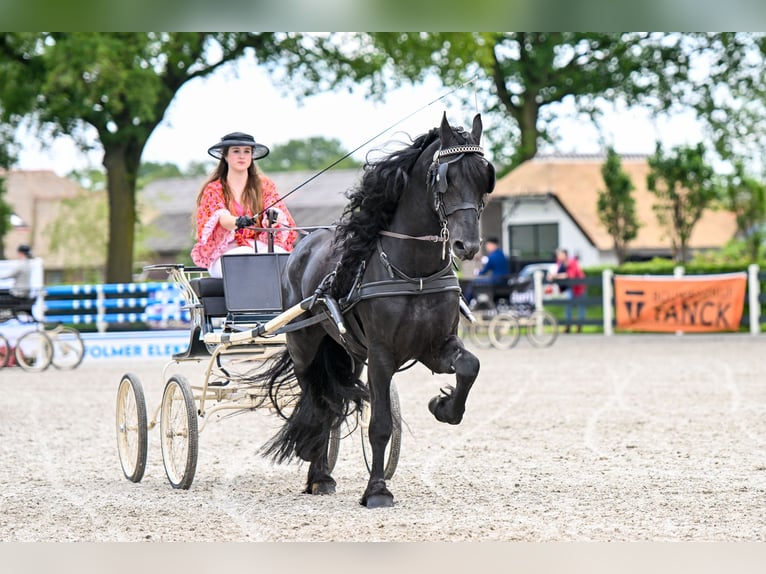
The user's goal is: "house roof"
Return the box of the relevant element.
[0,169,88,265]
[491,154,737,252]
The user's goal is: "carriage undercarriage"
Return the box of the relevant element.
[115,256,401,490]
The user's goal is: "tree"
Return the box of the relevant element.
[597,147,640,265]
[647,142,719,263]
[0,32,342,282]
[257,137,361,172]
[359,33,693,170]
[0,125,15,259]
[724,162,766,261]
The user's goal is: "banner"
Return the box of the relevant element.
[614,273,747,333]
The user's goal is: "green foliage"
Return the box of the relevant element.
[722,162,766,262]
[0,32,349,282]
[48,191,108,275]
[597,147,640,264]
[258,137,361,172]
[362,32,693,169]
[0,124,17,259]
[647,142,720,263]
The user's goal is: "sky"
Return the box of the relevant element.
[13,57,705,177]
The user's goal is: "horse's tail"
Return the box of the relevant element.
[259,340,368,464]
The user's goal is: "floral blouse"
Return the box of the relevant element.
[190,176,297,269]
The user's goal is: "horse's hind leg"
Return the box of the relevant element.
[422,336,480,425]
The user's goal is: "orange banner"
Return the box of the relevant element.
[614,273,747,332]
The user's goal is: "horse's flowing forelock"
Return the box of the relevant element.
[330,130,441,298]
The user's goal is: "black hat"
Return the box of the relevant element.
[207,132,270,160]
[17,244,32,256]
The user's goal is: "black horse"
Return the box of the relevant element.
[255,113,495,508]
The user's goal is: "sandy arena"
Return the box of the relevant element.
[1,333,765,542]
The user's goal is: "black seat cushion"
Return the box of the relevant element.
[190,277,226,317]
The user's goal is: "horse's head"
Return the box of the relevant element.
[429,112,496,260]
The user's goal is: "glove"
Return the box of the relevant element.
[235,215,255,229]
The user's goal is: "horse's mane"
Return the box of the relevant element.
[330,128,440,298]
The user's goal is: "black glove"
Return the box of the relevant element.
[235,215,255,229]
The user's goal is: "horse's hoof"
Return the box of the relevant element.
[309,481,336,495]
[428,396,462,425]
[362,494,395,509]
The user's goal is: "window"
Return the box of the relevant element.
[508,223,559,260]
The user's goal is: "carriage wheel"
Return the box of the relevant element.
[327,424,341,474]
[468,321,493,349]
[116,373,148,483]
[0,334,9,368]
[51,326,85,370]
[160,374,199,489]
[360,380,402,480]
[488,312,521,350]
[525,310,559,348]
[14,330,53,372]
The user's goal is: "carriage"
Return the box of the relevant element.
[116,112,495,507]
[460,271,560,350]
[115,249,403,490]
[0,290,85,371]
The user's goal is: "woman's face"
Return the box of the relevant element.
[225,146,253,171]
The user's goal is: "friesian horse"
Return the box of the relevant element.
[255,113,495,508]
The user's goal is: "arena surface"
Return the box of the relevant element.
[1,333,765,542]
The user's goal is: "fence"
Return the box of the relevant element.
[537,264,763,335]
[26,264,766,335]
[41,282,189,332]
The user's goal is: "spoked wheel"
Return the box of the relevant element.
[160,374,198,489]
[468,320,493,349]
[360,381,402,480]
[488,312,521,350]
[14,330,53,372]
[116,373,148,483]
[0,334,9,368]
[51,326,85,369]
[525,310,559,348]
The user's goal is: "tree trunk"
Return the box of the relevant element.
[516,97,540,165]
[103,143,141,284]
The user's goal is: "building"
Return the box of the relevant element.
[488,154,738,271]
[0,169,94,282]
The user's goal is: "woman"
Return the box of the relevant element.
[191,132,297,277]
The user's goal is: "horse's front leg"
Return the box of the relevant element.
[360,352,396,509]
[423,335,479,425]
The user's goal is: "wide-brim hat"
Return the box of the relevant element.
[207,132,270,160]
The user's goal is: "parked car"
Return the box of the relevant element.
[513,262,561,300]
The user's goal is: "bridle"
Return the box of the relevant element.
[379,138,487,260]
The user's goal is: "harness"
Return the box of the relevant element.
[279,140,486,360]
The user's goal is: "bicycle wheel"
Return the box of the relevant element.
[51,326,85,369]
[14,330,53,372]
[116,373,148,483]
[469,320,493,348]
[361,380,402,480]
[488,313,521,350]
[0,334,9,367]
[160,374,198,489]
[525,310,559,348]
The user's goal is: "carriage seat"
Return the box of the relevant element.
[189,277,227,318]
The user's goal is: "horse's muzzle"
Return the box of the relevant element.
[452,239,479,261]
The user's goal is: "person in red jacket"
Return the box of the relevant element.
[548,248,586,332]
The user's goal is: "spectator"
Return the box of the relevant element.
[548,247,586,332]
[0,244,33,298]
[464,237,509,306]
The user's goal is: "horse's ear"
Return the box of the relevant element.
[439,111,459,146]
[471,114,483,144]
